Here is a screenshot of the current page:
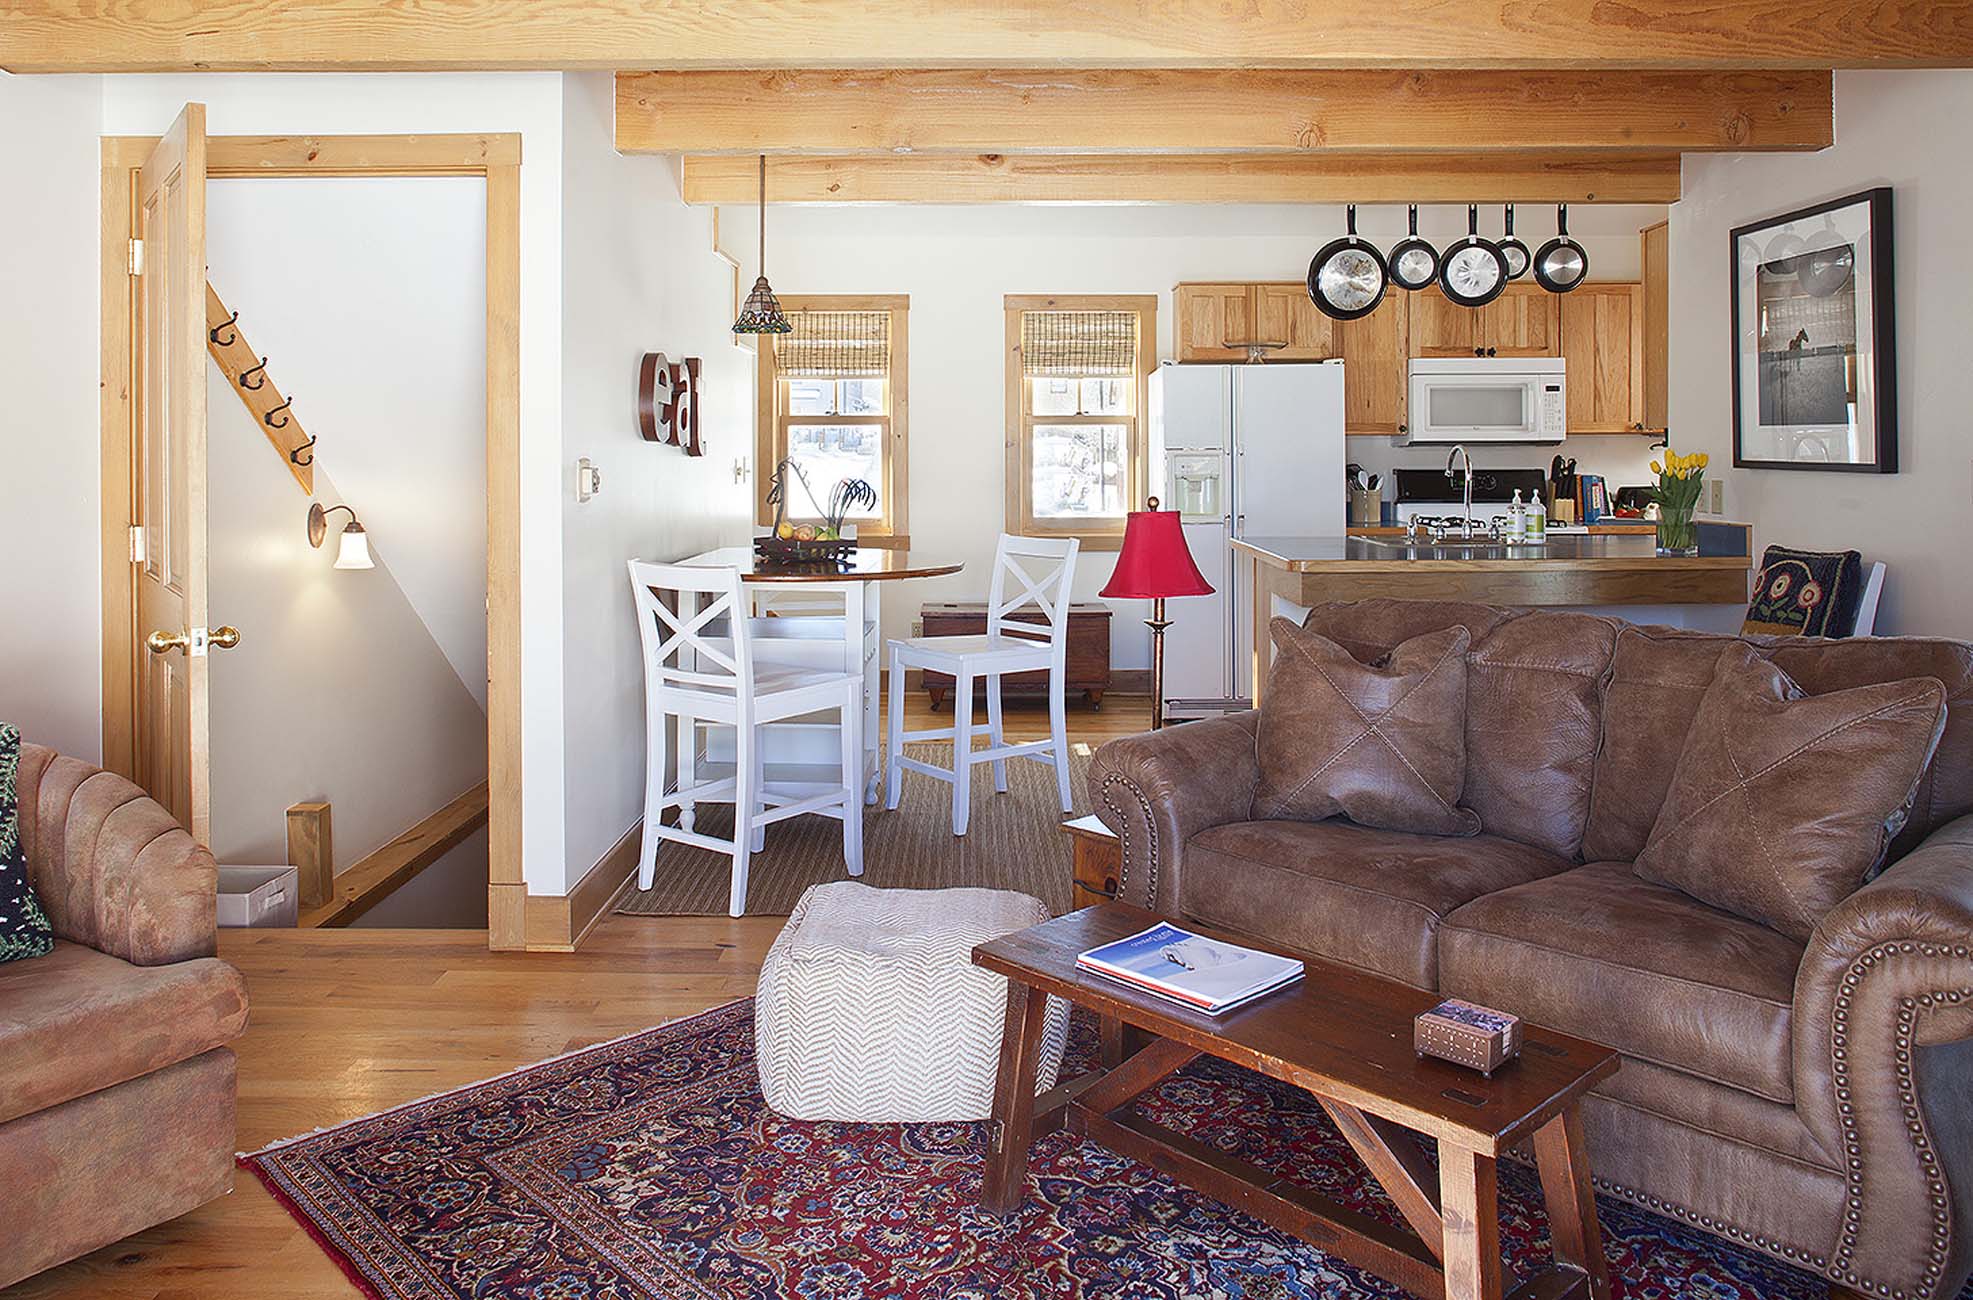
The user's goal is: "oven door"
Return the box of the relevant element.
[1404,373,1564,443]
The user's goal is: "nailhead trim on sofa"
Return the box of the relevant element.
[1827,939,1970,1300]
[1587,1173,1830,1271]
[1099,772,1159,908]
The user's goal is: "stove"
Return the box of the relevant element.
[1389,467,1548,530]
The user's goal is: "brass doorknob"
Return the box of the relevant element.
[144,626,243,655]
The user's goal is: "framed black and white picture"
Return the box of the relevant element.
[1731,187,1896,473]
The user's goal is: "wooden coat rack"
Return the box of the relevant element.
[205,282,315,494]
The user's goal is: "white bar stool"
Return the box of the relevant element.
[629,560,863,916]
[884,535,1079,835]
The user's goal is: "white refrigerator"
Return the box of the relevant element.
[1147,360,1347,717]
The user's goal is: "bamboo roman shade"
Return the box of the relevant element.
[776,310,891,377]
[1021,310,1139,377]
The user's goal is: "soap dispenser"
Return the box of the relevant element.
[1507,489,1527,542]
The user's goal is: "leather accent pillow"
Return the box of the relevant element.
[1254,619,1481,836]
[0,724,54,963]
[1633,643,1947,941]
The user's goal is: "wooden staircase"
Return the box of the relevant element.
[289,782,491,927]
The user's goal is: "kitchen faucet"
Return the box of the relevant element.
[1445,444,1475,535]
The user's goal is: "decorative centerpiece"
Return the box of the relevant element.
[755,458,875,566]
[1649,448,1709,557]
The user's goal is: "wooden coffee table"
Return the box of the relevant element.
[971,903,1621,1300]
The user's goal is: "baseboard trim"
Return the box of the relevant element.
[522,825,641,952]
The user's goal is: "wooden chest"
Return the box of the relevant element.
[916,601,1112,709]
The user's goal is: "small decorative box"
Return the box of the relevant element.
[1415,998,1522,1077]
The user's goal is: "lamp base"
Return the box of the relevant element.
[1145,597,1172,730]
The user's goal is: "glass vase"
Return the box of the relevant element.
[1656,506,1699,557]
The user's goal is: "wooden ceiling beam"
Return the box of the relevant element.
[679,152,1683,206]
[620,70,1830,156]
[5,0,1971,72]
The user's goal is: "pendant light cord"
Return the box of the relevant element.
[757,154,767,275]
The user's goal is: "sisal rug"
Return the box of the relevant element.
[615,741,1094,917]
[243,1000,1920,1300]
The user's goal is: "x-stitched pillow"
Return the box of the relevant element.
[1254,619,1481,836]
[1633,642,1946,941]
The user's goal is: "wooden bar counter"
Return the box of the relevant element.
[1234,526,1753,703]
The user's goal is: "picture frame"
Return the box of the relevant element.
[1730,187,1896,473]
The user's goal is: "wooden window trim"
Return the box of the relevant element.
[1004,294,1157,552]
[755,294,910,549]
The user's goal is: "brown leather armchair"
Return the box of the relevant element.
[0,745,250,1288]
[1090,601,1973,1300]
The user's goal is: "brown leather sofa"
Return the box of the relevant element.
[1089,599,1973,1300]
[0,745,250,1288]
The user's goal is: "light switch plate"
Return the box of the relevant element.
[1706,480,1724,513]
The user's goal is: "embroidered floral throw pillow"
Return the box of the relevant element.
[0,724,54,962]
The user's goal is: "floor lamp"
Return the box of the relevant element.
[1100,497,1214,730]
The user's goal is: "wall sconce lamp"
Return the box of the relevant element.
[307,502,374,570]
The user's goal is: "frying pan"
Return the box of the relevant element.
[1388,204,1440,292]
[1438,205,1509,308]
[1498,204,1531,281]
[1306,204,1389,321]
[1533,204,1591,293]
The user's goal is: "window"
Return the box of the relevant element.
[1005,296,1156,548]
[756,296,909,545]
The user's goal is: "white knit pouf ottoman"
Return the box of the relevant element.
[754,882,1071,1123]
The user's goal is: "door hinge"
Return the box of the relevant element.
[128,524,146,564]
[128,239,144,276]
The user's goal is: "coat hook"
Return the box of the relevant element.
[290,435,317,467]
[265,396,294,429]
[238,357,269,391]
[209,311,240,347]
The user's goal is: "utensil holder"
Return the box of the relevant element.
[1349,486,1382,527]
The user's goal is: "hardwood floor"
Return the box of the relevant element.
[8,693,1152,1300]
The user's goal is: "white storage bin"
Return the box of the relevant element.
[217,865,299,928]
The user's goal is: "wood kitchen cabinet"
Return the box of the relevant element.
[1336,292,1409,436]
[1175,282,1333,362]
[1640,221,1670,432]
[1407,283,1557,357]
[1558,282,1647,434]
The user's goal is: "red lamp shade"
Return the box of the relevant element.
[1100,506,1214,599]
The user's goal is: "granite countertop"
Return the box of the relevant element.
[1233,532,1753,573]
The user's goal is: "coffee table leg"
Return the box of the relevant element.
[1534,1107,1612,1297]
[982,978,1050,1215]
[1438,1142,1503,1300]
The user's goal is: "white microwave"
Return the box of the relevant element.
[1401,357,1567,444]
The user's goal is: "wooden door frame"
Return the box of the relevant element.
[100,132,528,950]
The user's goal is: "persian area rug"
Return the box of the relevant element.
[244,1000,1883,1300]
[614,742,1092,917]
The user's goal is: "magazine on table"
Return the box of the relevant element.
[1076,922,1303,1015]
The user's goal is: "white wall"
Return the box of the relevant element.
[209,175,490,707]
[1671,71,1973,640]
[722,202,1667,666]
[0,73,103,760]
[558,73,754,887]
[101,74,575,891]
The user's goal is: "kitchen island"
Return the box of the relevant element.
[1234,526,1754,702]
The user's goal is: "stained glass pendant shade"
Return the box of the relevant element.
[733,154,792,335]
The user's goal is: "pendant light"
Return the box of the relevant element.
[732,155,792,335]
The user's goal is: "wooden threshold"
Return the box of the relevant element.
[298,781,490,928]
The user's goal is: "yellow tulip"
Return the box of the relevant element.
[1651,461,1663,475]
[1695,453,1710,468]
